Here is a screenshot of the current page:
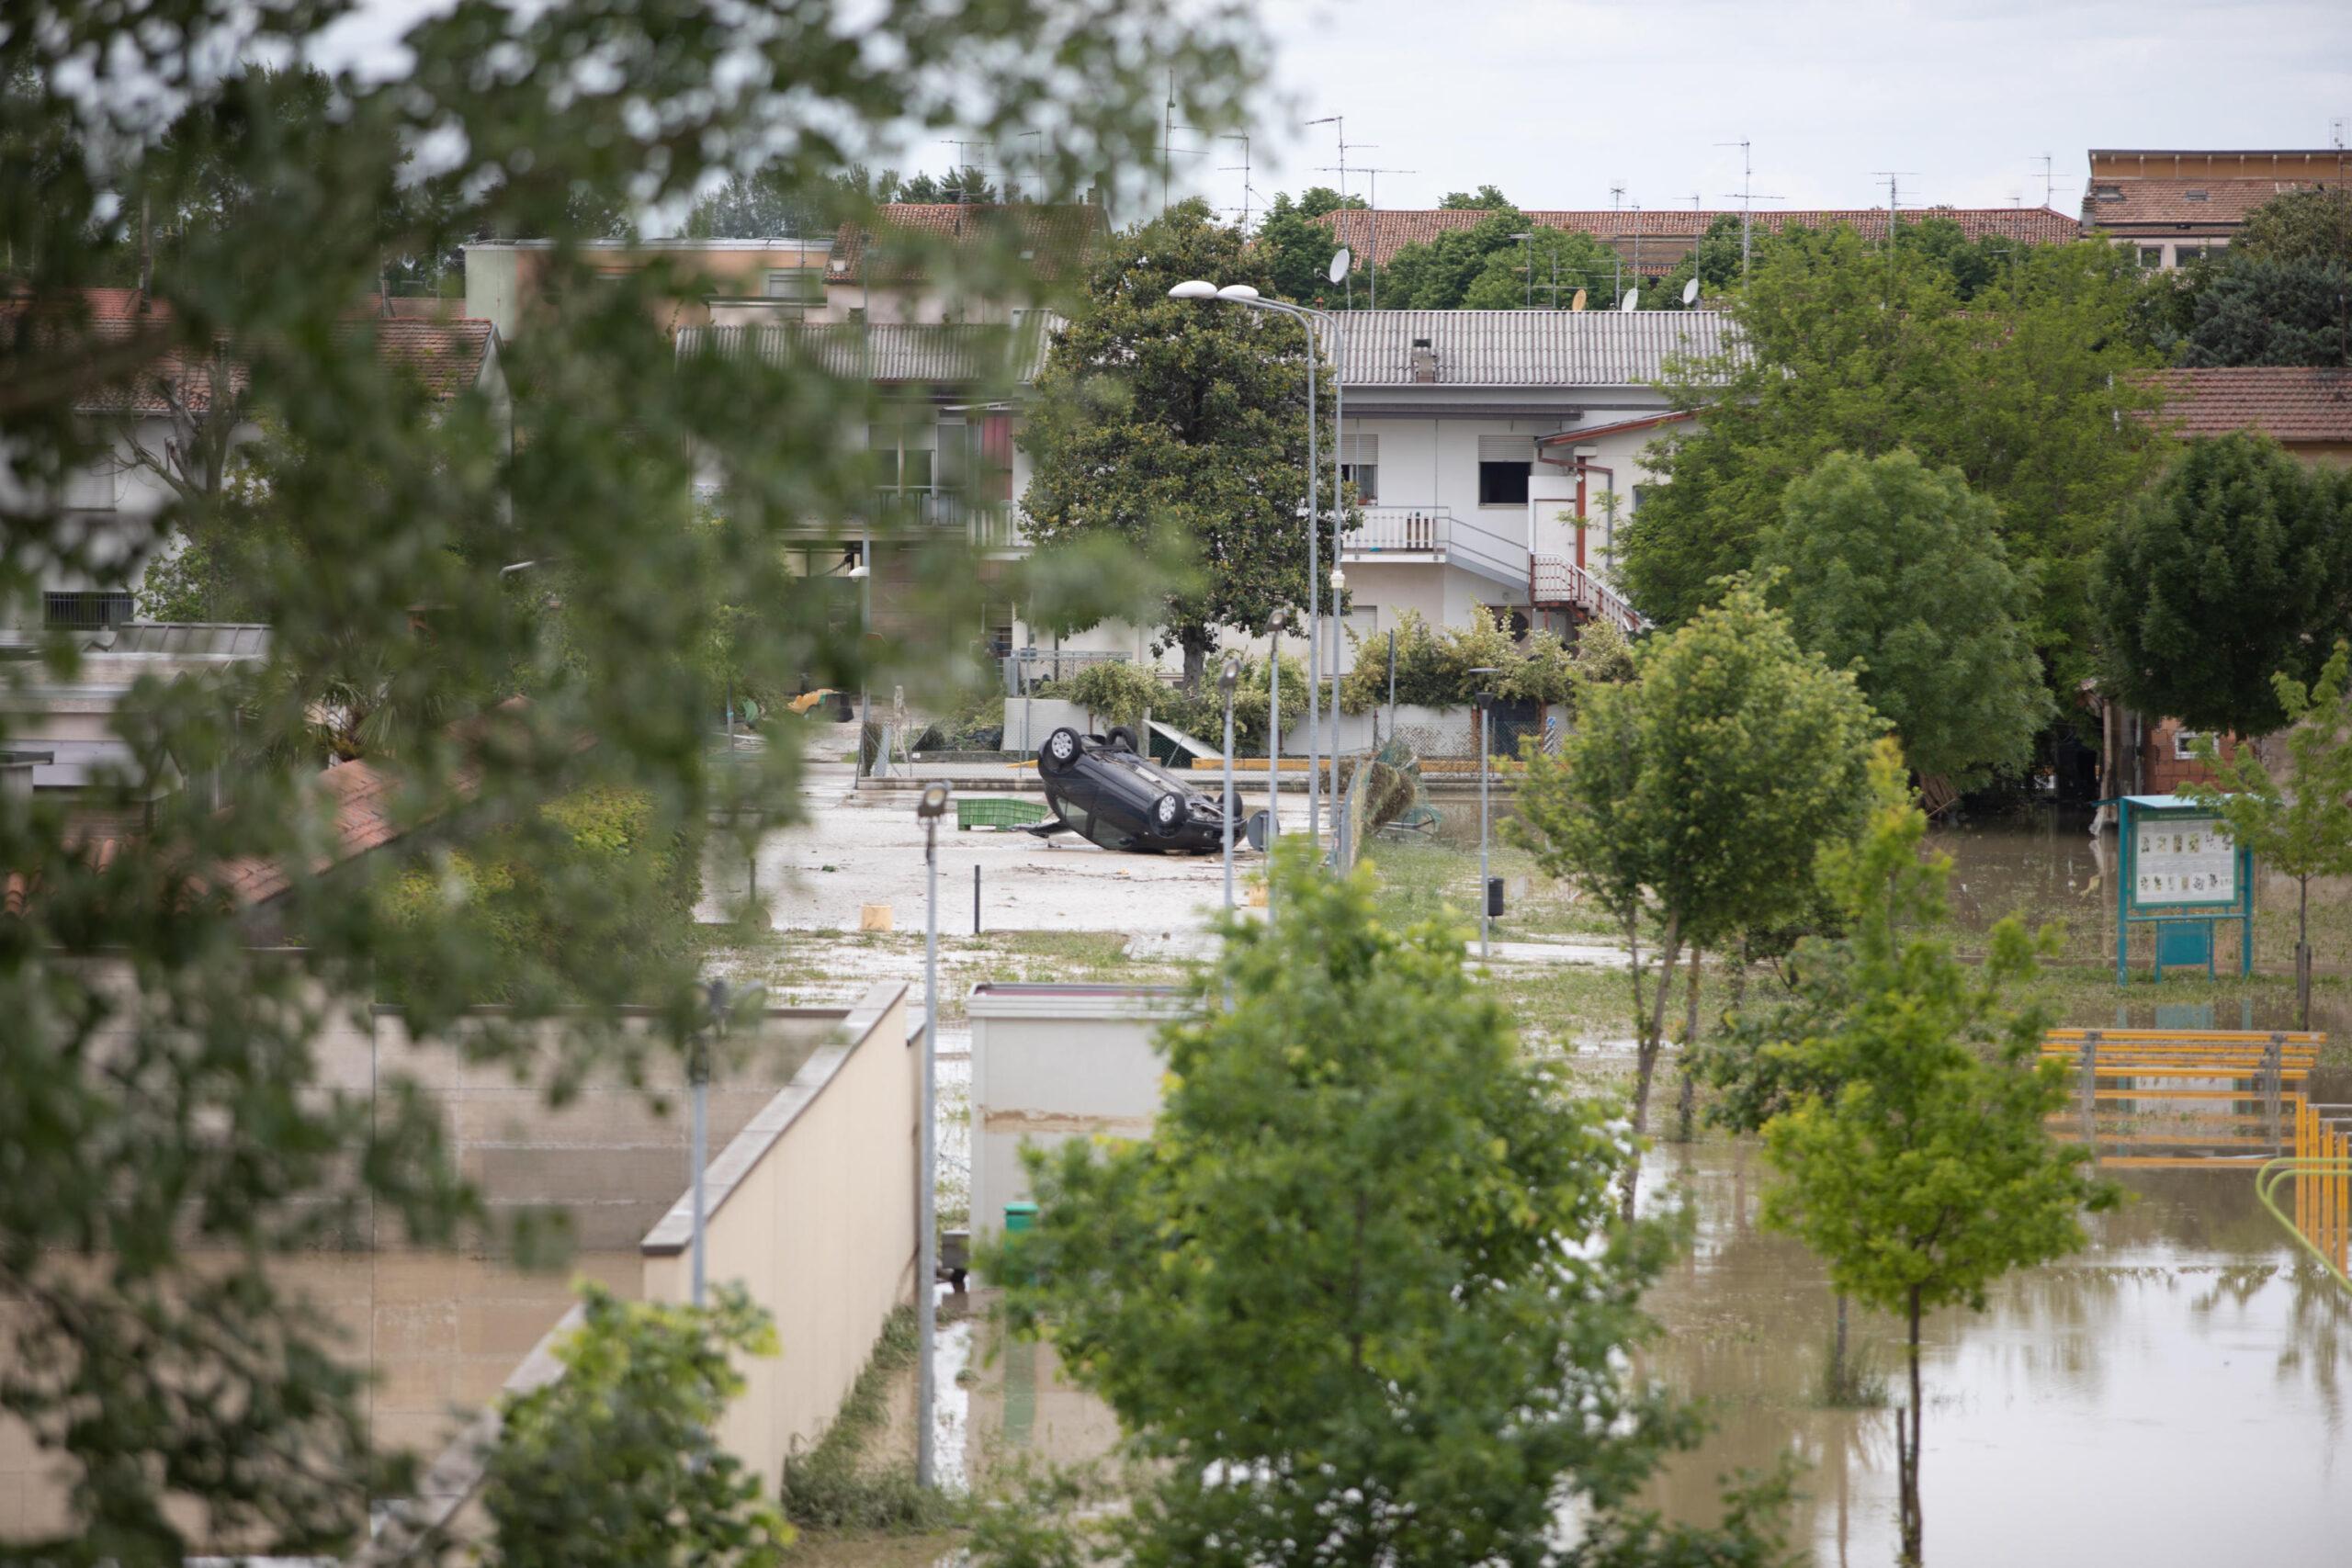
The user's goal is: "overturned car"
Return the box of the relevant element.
[1028,726,1232,854]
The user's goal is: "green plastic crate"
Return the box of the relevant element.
[957,796,1048,831]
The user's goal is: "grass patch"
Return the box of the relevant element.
[780,1306,958,1538]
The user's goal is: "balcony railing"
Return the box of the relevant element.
[1345,506,1527,585]
[1530,555,1649,634]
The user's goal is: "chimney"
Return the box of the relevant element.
[1410,336,1437,383]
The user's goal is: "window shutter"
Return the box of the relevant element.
[1478,434,1534,464]
[1340,434,1379,467]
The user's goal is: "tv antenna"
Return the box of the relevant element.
[2035,152,2054,209]
[1872,171,1920,301]
[1344,164,1415,310]
[1714,137,1780,282]
[1308,114,1373,307]
[1161,73,1205,211]
[1218,131,1261,229]
[941,139,997,202]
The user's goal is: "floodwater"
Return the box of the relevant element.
[1641,1145,2349,1568]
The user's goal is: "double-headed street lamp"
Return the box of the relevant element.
[1168,278,1349,851]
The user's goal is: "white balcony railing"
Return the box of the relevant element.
[1345,505,1526,584]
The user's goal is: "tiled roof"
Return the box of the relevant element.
[2139,367,2352,444]
[828,203,1106,284]
[1336,310,1738,388]
[1314,207,2083,268]
[677,321,1048,384]
[2081,177,2335,230]
[3,292,495,413]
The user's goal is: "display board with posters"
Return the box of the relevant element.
[2131,817,2237,908]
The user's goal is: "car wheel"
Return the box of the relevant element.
[1151,792,1189,836]
[1106,724,1140,754]
[1041,727,1082,777]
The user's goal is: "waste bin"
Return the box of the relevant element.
[1003,1201,1039,1234]
[1487,876,1505,918]
[1000,1201,1042,1287]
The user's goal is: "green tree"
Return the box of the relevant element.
[1460,224,1629,310]
[1438,184,1514,210]
[1020,200,1348,687]
[481,1285,792,1568]
[1512,588,1883,1214]
[1758,450,2052,789]
[2157,256,2352,367]
[1618,226,2166,698]
[2094,434,2350,735]
[990,843,1792,1568]
[2231,186,2352,268]
[1253,186,1361,306]
[1374,205,1544,309]
[1741,743,2119,1565]
[2181,641,2352,1028]
[0,2,1265,1557]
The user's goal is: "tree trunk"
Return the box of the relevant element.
[1181,637,1208,694]
[1832,1291,1849,1399]
[1620,913,1680,1224]
[1674,952,1702,1143]
[1900,1285,1924,1566]
[2298,874,2312,1032]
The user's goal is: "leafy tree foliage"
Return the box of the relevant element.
[1512,588,1882,1215]
[1335,606,1577,711]
[1253,186,1363,306]
[1375,208,1629,310]
[1438,184,1515,210]
[0,1,1264,1556]
[1732,744,2118,1565]
[1758,451,2051,788]
[990,844,1793,1568]
[1618,226,2166,699]
[1021,200,1349,686]
[2231,186,2352,268]
[481,1285,793,1568]
[2181,641,2352,1027]
[2094,434,2352,735]
[2154,255,2352,367]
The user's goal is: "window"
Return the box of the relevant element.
[2175,245,2211,265]
[1477,434,1532,507]
[1340,434,1378,502]
[1628,483,1652,513]
[2174,730,2214,761]
[866,422,937,492]
[63,464,119,511]
[763,267,822,302]
[2138,246,2165,269]
[2183,189,2210,203]
[2092,185,2123,202]
[44,591,133,630]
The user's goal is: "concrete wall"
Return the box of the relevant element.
[639,982,917,1494]
[967,984,1189,1251]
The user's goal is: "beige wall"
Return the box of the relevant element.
[639,981,918,1483]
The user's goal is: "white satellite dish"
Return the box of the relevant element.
[1329,246,1352,285]
[1620,288,1640,312]
[1681,276,1700,306]
[1570,288,1588,311]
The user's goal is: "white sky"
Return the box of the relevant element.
[315,0,2352,223]
[1227,0,2352,221]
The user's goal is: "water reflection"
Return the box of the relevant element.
[1642,1145,2352,1567]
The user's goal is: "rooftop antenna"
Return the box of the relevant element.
[1609,182,1627,210]
[1872,171,1919,303]
[1009,129,1042,202]
[1349,164,1415,310]
[2035,152,2054,209]
[1162,73,1204,212]
[1714,137,1780,283]
[1307,114,1369,307]
[1218,131,1256,229]
[941,139,997,202]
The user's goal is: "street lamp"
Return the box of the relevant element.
[1469,673,1500,961]
[1219,654,1240,914]
[1169,278,1345,846]
[914,781,951,1490]
[1265,608,1284,846]
[690,977,729,1310]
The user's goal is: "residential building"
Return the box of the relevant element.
[1314,205,2081,288]
[2,289,506,633]
[2080,148,2347,270]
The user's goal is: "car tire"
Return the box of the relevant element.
[1106,724,1140,754]
[1150,791,1190,837]
[1041,727,1083,777]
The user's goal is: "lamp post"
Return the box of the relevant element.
[1220,654,1240,914]
[1470,672,1499,962]
[1169,279,1334,844]
[690,979,729,1309]
[914,781,951,1490]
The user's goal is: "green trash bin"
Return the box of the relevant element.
[1000,1201,1041,1286]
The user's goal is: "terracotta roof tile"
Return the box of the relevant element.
[828,203,1106,284]
[2138,367,2352,444]
[2081,177,2337,230]
[1314,207,2083,269]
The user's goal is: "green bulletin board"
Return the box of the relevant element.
[2114,794,2254,982]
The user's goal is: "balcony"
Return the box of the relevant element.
[1343,505,1527,588]
[1530,555,1649,634]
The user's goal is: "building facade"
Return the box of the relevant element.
[2080,148,2348,270]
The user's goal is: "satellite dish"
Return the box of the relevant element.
[1329,246,1352,285]
[1570,288,1588,311]
[1620,288,1640,312]
[1681,276,1700,306]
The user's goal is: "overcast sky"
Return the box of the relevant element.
[1220,0,2352,221]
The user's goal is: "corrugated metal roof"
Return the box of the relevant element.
[1337,310,1738,388]
[677,321,1048,384]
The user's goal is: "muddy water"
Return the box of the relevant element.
[1641,1145,2348,1567]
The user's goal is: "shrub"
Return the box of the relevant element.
[1059,660,1167,728]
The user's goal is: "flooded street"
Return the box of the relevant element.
[1641,1145,2349,1567]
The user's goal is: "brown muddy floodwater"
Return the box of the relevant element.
[1641,1143,2349,1568]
